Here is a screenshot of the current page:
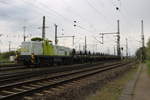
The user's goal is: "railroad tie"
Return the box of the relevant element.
[73,80,81,84]
[42,80,52,84]
[34,93,44,96]
[0,95,6,99]
[63,84,74,88]
[70,82,81,87]
[47,80,57,84]
[51,79,58,82]
[24,96,33,100]
[36,82,47,86]
[43,90,55,95]
[55,86,65,93]
[29,84,41,87]
[51,88,61,92]
[2,90,16,94]
[22,86,35,89]
[57,86,66,90]
[13,88,26,92]
[69,82,77,85]
[42,80,51,82]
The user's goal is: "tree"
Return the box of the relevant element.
[136,47,143,60]
[146,39,150,59]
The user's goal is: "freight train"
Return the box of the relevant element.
[16,37,121,65]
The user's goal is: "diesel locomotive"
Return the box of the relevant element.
[16,37,121,65]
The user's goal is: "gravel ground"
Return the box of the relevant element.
[24,63,135,100]
[87,65,137,100]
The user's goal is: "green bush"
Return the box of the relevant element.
[31,37,43,41]
[0,51,16,60]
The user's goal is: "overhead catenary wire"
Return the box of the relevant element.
[1,0,128,53]
[39,1,97,34]
[111,0,138,50]
[22,0,118,37]
[23,0,96,35]
[83,0,120,34]
[60,0,98,32]
[111,0,136,30]
[25,0,112,35]
[84,0,114,27]
[31,2,97,46]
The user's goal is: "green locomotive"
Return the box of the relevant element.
[16,37,73,65]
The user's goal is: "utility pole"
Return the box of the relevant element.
[141,20,145,62]
[72,36,75,48]
[23,26,26,41]
[42,16,46,39]
[117,20,121,57]
[38,16,48,40]
[126,38,128,57]
[8,41,11,52]
[85,36,87,53]
[54,24,58,45]
[99,20,121,57]
[114,45,116,55]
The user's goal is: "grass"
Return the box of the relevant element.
[86,66,137,100]
[145,60,150,74]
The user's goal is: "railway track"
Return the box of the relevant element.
[0,63,20,67]
[0,61,118,85]
[0,61,134,100]
[0,65,25,72]
[0,62,101,84]
[0,60,118,72]
[0,64,53,72]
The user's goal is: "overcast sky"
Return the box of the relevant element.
[0,0,150,55]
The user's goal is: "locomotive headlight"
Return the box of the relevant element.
[31,53,35,64]
[15,51,19,63]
